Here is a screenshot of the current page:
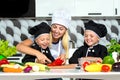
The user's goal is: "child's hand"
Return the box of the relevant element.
[35,53,51,64]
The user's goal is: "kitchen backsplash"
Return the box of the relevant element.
[0,19,120,48]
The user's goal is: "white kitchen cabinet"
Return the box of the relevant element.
[114,0,120,16]
[74,0,114,16]
[36,0,75,17]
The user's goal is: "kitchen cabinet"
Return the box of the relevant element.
[74,0,114,16]
[114,0,120,16]
[36,0,75,17]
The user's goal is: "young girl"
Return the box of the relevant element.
[22,22,54,63]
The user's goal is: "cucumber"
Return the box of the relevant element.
[9,61,24,66]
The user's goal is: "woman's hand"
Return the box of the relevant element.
[57,54,66,65]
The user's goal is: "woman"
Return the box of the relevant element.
[16,9,71,64]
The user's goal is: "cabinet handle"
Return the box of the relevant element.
[48,13,53,16]
[88,13,102,15]
[115,8,117,15]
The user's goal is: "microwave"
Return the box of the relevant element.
[0,0,35,18]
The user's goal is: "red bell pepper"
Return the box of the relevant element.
[47,58,64,66]
[0,59,9,66]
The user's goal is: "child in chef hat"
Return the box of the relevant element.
[22,22,55,63]
[69,20,108,67]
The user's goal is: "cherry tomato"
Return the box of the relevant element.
[83,61,90,69]
[101,65,110,72]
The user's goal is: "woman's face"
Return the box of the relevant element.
[84,30,99,47]
[35,34,50,49]
[51,24,66,41]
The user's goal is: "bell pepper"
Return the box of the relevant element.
[0,55,6,60]
[0,59,9,66]
[47,58,63,66]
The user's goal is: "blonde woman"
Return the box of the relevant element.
[16,9,71,64]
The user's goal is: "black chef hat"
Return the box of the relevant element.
[29,22,51,38]
[85,20,107,38]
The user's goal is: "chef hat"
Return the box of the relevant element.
[29,22,51,38]
[51,9,71,29]
[85,20,107,38]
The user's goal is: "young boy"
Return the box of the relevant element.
[68,20,108,80]
[69,20,108,64]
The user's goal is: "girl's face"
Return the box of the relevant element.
[35,34,50,49]
[51,24,66,41]
[84,30,99,47]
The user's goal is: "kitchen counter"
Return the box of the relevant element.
[0,69,120,80]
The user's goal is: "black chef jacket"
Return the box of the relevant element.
[69,43,108,64]
[22,43,55,63]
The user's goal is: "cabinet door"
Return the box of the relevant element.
[74,0,114,16]
[114,0,120,16]
[36,0,74,17]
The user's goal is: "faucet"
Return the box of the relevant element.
[69,40,75,48]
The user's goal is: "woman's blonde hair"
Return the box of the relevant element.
[61,30,69,59]
[49,30,69,59]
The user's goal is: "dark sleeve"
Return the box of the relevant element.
[99,45,109,59]
[22,54,36,63]
[69,47,83,64]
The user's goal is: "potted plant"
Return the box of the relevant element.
[106,39,120,62]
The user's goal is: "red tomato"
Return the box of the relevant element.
[83,61,90,69]
[101,65,110,72]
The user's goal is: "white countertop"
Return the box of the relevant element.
[0,69,120,80]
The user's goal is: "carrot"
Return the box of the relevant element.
[3,67,23,73]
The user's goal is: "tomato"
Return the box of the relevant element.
[83,61,90,69]
[101,65,111,72]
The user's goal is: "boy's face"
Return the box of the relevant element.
[35,34,50,49]
[84,30,99,47]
